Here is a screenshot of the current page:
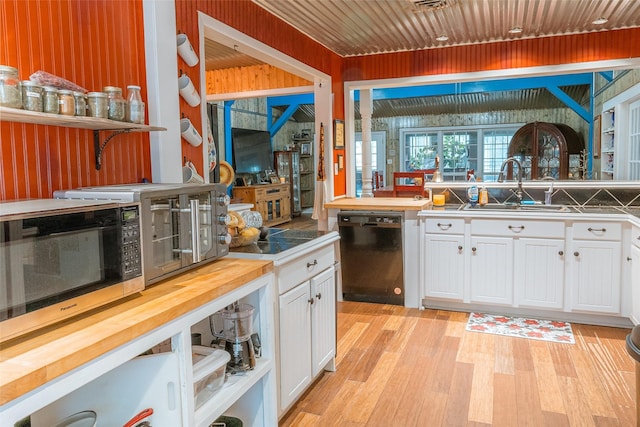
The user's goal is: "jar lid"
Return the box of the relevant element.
[0,65,18,74]
[102,86,122,93]
[21,80,41,87]
[43,86,58,92]
[87,91,107,98]
[127,85,141,90]
[58,89,73,95]
[73,91,86,97]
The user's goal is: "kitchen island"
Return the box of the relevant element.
[227,229,340,417]
[0,258,277,427]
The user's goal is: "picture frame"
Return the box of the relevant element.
[334,119,344,149]
[337,154,344,171]
[269,174,280,184]
[300,142,312,156]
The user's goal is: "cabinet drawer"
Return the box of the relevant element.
[471,219,564,238]
[424,218,465,234]
[572,222,621,241]
[278,244,335,295]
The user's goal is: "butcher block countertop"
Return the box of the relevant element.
[325,197,431,211]
[0,258,273,406]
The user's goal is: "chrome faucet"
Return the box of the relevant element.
[498,157,524,203]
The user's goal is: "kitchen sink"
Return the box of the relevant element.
[463,203,572,212]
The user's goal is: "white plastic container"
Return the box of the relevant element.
[192,346,230,408]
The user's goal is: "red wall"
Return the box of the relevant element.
[2,0,639,201]
[0,0,150,201]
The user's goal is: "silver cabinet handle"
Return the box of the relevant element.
[307,260,318,268]
[508,225,525,231]
[627,257,633,261]
[472,247,477,253]
[588,227,606,232]
[457,245,463,251]
[558,250,564,256]
[574,251,580,257]
[316,293,322,300]
[437,223,452,230]
[308,298,314,305]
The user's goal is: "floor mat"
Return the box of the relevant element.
[466,312,575,344]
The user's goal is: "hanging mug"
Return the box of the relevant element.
[178,73,201,107]
[176,33,199,67]
[180,117,203,147]
[183,161,205,184]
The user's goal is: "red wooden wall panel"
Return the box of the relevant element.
[0,0,150,201]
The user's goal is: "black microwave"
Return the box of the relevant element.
[0,199,144,342]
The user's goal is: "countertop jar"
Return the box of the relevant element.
[73,91,86,116]
[20,80,43,112]
[87,92,108,118]
[103,86,126,121]
[58,89,75,116]
[43,86,59,114]
[0,65,22,108]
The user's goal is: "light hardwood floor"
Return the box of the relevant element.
[280,302,636,426]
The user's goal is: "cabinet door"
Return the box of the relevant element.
[310,267,336,377]
[470,236,514,305]
[569,240,621,314]
[424,233,464,301]
[515,238,565,309]
[279,281,312,411]
[630,244,640,325]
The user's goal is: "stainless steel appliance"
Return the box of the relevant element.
[338,211,404,305]
[210,302,257,373]
[0,199,144,342]
[55,183,231,285]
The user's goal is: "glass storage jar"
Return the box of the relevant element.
[126,85,145,124]
[43,86,59,114]
[20,81,43,112]
[103,86,126,121]
[0,65,22,108]
[58,89,75,116]
[87,92,108,118]
[73,91,86,116]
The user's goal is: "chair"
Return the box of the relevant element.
[372,171,384,189]
[392,171,428,197]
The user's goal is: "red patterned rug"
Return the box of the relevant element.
[466,312,575,344]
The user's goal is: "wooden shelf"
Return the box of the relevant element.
[1,106,166,170]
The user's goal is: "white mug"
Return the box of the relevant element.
[178,74,201,107]
[183,161,204,184]
[180,118,203,147]
[176,33,199,67]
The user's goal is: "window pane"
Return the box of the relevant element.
[404,132,438,170]
[442,131,476,180]
[483,130,514,181]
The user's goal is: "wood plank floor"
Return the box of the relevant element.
[280,302,637,426]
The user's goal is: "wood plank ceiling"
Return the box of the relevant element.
[205,0,640,121]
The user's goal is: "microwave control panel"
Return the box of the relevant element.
[121,205,143,280]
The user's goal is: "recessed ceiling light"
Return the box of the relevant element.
[592,17,608,25]
[436,35,449,42]
[509,26,523,34]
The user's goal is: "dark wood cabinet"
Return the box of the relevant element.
[507,122,584,180]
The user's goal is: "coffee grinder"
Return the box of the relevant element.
[210,302,256,373]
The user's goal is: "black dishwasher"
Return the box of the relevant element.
[338,212,404,305]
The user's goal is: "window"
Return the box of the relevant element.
[400,125,521,181]
[355,131,387,196]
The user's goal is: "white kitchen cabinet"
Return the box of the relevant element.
[568,222,622,314]
[514,238,565,309]
[470,236,514,305]
[279,265,336,413]
[423,233,465,301]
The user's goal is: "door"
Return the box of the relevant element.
[470,236,514,305]
[515,238,565,309]
[423,234,465,301]
[145,195,182,280]
[628,99,640,179]
[311,267,336,377]
[355,131,386,196]
[279,281,312,411]
[569,240,621,314]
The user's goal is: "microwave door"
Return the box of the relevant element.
[183,193,216,265]
[147,198,182,279]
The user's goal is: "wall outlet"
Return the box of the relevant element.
[387,159,393,164]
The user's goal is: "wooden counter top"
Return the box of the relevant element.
[325,197,431,211]
[0,258,273,406]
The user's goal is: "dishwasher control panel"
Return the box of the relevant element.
[338,212,403,226]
